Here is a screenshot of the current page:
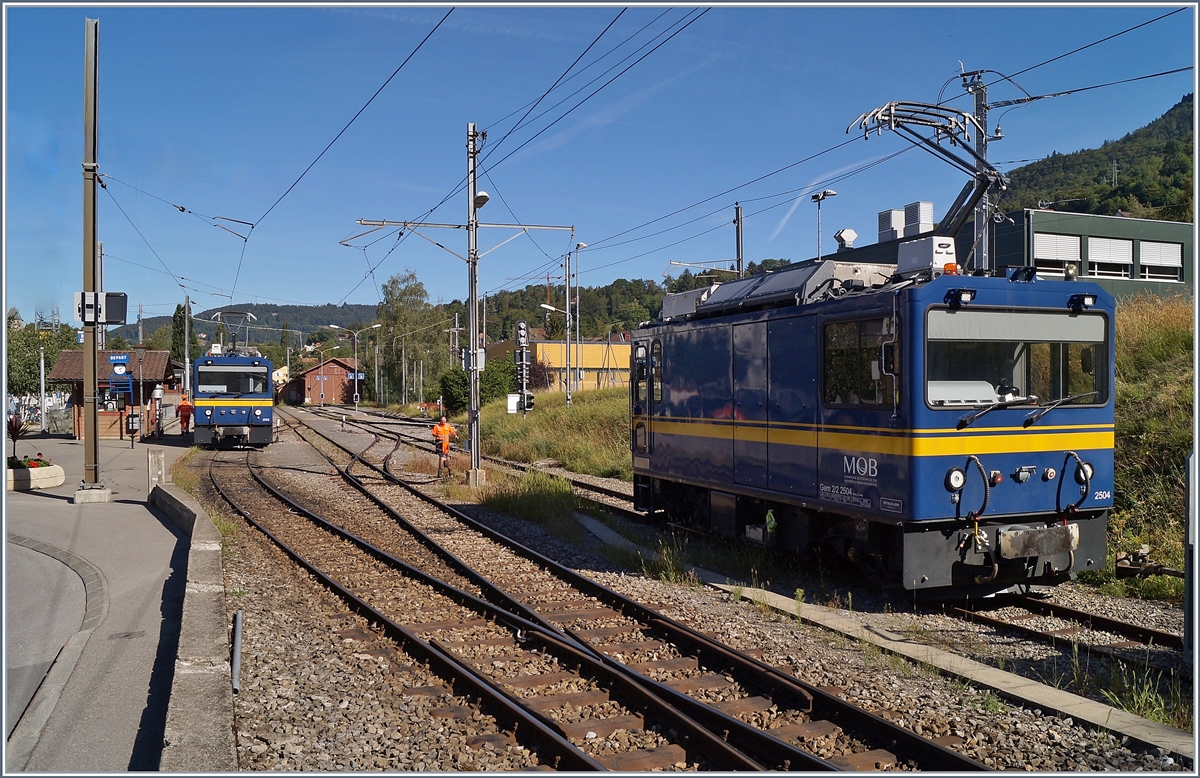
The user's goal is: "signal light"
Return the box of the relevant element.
[523,392,535,411]
[943,263,959,276]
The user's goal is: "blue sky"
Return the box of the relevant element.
[4,4,1195,331]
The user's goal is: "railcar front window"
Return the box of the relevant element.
[197,367,269,395]
[925,309,1107,407]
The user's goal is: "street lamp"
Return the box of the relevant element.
[810,189,837,261]
[329,323,380,414]
[573,242,586,396]
[132,343,147,446]
[540,303,571,407]
[317,344,344,407]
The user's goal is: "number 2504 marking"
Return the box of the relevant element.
[1093,490,1112,500]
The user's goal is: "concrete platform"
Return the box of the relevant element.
[4,425,235,771]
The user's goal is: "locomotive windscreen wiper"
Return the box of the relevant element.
[1022,391,1099,428]
[957,395,1037,430]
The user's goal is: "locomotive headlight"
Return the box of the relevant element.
[945,467,966,491]
[254,409,262,417]
[204,409,212,417]
[1074,461,1094,484]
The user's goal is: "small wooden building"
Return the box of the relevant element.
[47,349,181,440]
[284,357,359,406]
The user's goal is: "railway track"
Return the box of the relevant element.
[946,594,1187,677]
[274,408,987,771]
[308,406,636,508]
[305,407,1187,676]
[211,448,753,770]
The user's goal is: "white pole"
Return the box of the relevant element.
[39,347,46,432]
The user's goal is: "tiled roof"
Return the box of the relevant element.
[47,350,180,383]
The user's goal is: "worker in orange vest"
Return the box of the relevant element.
[432,416,457,476]
[177,393,194,434]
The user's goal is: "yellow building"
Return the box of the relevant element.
[486,339,631,391]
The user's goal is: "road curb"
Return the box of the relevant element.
[4,535,109,772]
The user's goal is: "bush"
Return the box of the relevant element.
[439,367,468,415]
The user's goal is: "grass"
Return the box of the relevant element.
[640,532,701,587]
[479,387,632,479]
[478,469,586,545]
[169,446,202,496]
[1080,292,1193,600]
[1099,661,1192,732]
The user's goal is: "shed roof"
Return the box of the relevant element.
[47,350,179,384]
[291,356,359,380]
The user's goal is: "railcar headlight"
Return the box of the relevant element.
[945,467,966,492]
[1074,462,1094,484]
[254,409,262,416]
[204,409,212,417]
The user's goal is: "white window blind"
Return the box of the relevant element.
[1034,233,1080,261]
[1140,241,1182,267]
[1088,237,1133,264]
[1140,241,1183,281]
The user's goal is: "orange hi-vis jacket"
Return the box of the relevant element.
[178,398,193,416]
[432,421,457,454]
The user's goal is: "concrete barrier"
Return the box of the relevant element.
[150,484,238,772]
[6,464,66,491]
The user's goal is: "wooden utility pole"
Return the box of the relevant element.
[81,17,102,491]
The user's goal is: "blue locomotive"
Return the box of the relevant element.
[631,244,1113,595]
[193,348,275,447]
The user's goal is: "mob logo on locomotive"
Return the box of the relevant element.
[844,456,878,478]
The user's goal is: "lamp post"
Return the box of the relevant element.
[810,189,837,261]
[467,123,489,486]
[573,242,586,395]
[392,336,407,406]
[329,323,380,415]
[317,345,343,407]
[540,303,571,407]
[133,343,146,446]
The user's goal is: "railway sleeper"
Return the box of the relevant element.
[574,625,643,641]
[557,713,646,740]
[768,719,842,743]
[533,599,606,612]
[828,747,899,771]
[664,673,738,694]
[595,743,689,772]
[524,690,611,713]
[504,672,579,690]
[626,657,700,674]
[543,608,625,623]
[711,695,775,716]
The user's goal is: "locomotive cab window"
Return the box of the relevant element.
[197,365,269,395]
[632,343,648,407]
[822,317,900,408]
[925,309,1107,407]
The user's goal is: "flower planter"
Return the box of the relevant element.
[7,464,66,491]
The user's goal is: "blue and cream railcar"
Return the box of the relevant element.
[193,352,274,447]
[631,258,1113,594]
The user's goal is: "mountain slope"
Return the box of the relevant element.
[999,93,1193,222]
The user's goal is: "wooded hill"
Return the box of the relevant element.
[997,93,1193,222]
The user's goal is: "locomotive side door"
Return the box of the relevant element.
[767,316,818,495]
[733,322,768,487]
[631,341,651,457]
